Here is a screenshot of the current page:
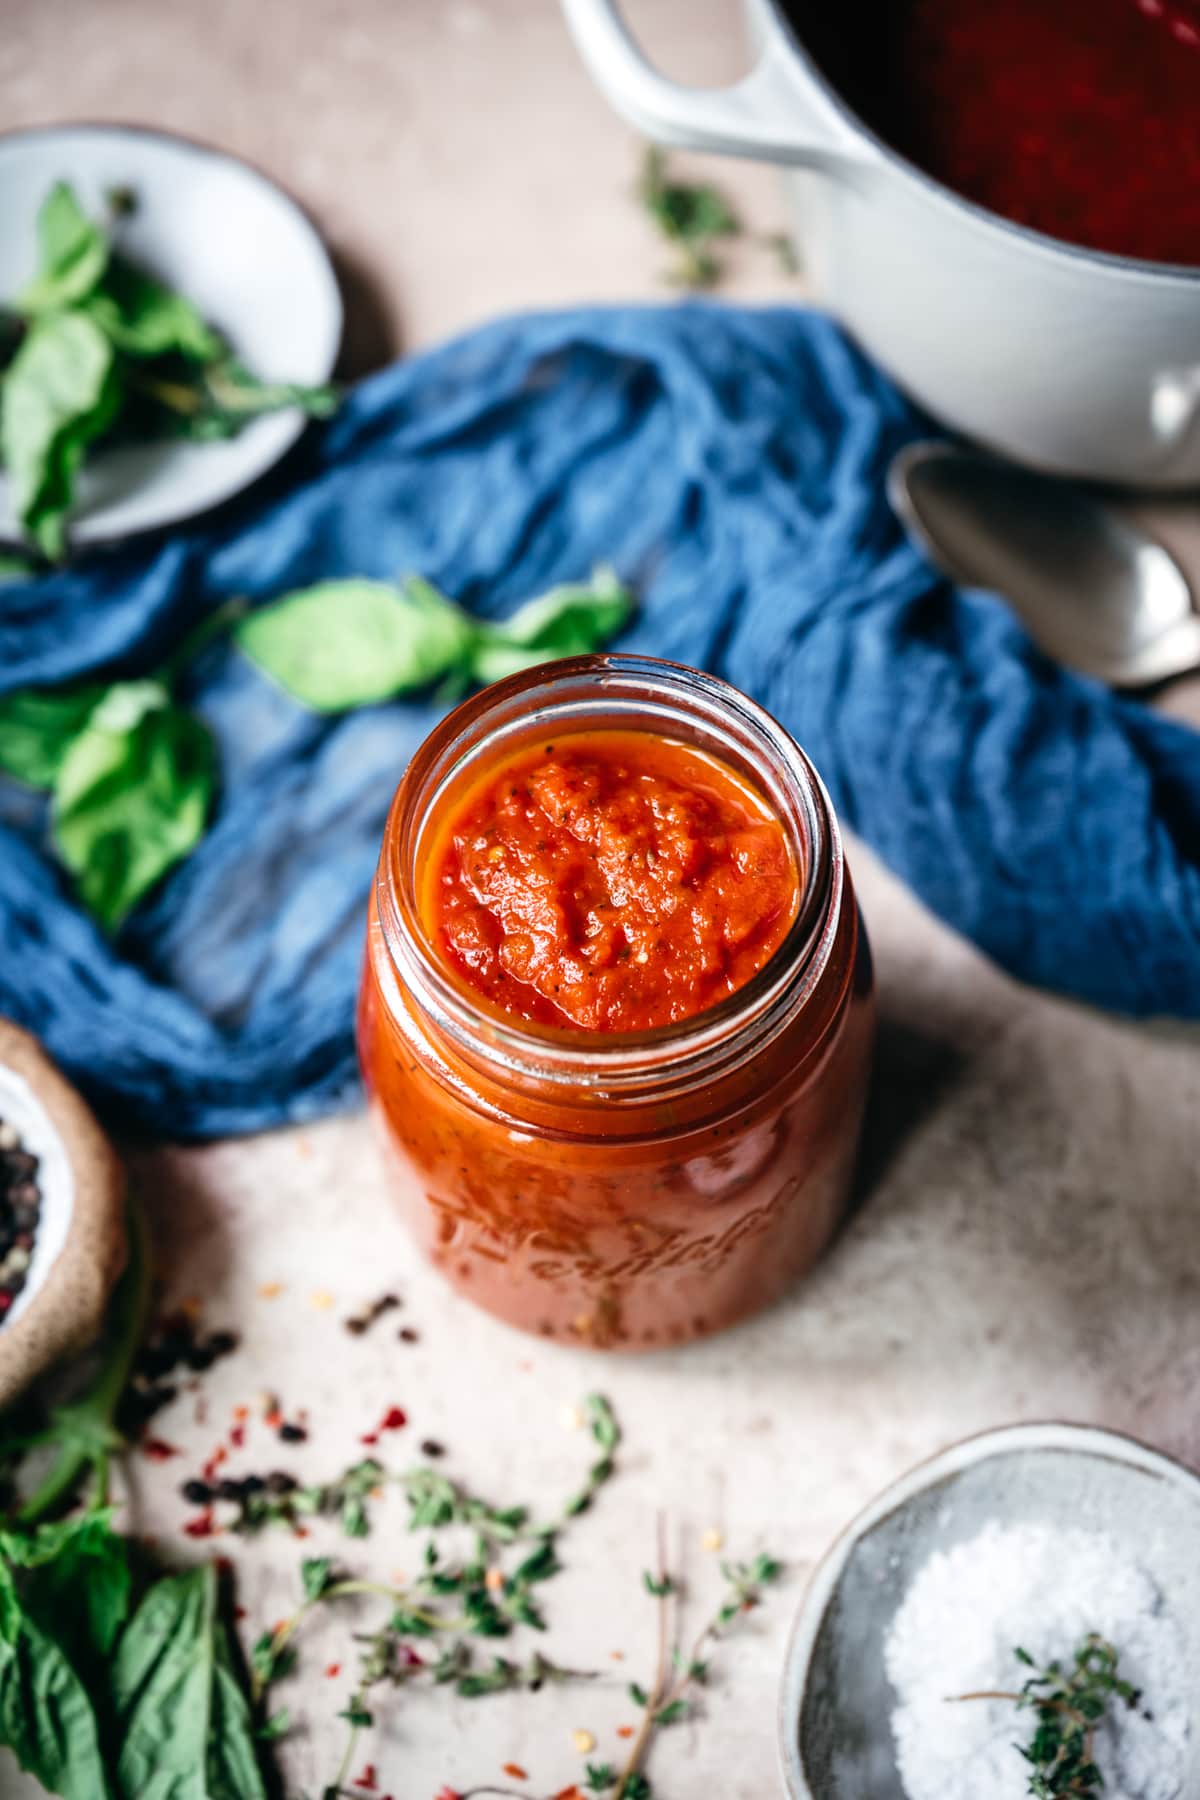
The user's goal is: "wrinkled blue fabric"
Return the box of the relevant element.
[1,304,1198,1140]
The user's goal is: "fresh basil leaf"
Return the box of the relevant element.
[121,355,337,443]
[0,1564,19,1647]
[21,1511,132,1663]
[0,1606,113,1800]
[470,566,634,684]
[113,1565,266,1800]
[86,255,222,362]
[208,1610,269,1800]
[0,684,106,788]
[17,182,110,315]
[200,355,338,421]
[236,576,478,712]
[1,310,122,560]
[52,679,216,930]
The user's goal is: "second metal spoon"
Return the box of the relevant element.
[888,441,1200,687]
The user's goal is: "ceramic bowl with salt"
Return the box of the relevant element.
[779,1422,1200,1799]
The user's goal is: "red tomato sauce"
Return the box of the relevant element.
[792,0,1200,263]
[421,730,798,1033]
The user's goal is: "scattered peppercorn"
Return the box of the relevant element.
[420,1439,446,1459]
[344,1292,402,1336]
[278,1421,308,1444]
[398,1326,420,1344]
[182,1478,213,1505]
[121,1313,240,1431]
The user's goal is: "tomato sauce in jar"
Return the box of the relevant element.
[358,656,874,1349]
[424,730,798,1033]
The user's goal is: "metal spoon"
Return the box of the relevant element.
[888,440,1200,687]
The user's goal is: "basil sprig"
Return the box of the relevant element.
[0,669,218,933]
[0,566,632,929]
[1,181,337,559]
[236,564,633,710]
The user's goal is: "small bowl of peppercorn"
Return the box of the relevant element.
[0,1017,127,1409]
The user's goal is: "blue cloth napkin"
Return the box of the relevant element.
[2,304,1198,1140]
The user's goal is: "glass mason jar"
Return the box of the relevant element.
[358,655,874,1349]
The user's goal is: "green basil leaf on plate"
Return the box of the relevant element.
[16,181,110,316]
[86,255,222,363]
[1,311,123,559]
[0,685,107,788]
[52,679,216,931]
[112,1564,266,1800]
[236,575,478,711]
[200,355,338,421]
[469,565,634,684]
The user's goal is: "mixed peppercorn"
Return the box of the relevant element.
[0,1117,41,1319]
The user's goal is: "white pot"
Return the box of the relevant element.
[562,0,1200,489]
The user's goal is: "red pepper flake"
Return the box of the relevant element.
[360,1432,379,1448]
[434,1789,462,1800]
[502,1764,528,1781]
[232,1403,249,1423]
[324,1662,342,1678]
[141,1437,181,1462]
[229,1424,246,1450]
[0,1294,12,1315]
[398,1644,425,1668]
[235,1605,247,1620]
[616,1725,635,1739]
[183,1509,217,1539]
[380,1405,407,1431]
[201,1443,228,1483]
[354,1765,378,1791]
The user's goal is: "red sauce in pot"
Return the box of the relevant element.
[792,0,1200,263]
[423,731,798,1033]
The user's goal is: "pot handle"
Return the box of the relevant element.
[561,0,873,167]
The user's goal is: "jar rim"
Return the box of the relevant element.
[374,654,844,1098]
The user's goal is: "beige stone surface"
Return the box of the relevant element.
[3,2,1200,1797]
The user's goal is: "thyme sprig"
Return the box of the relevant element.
[951,1635,1141,1798]
[638,147,739,289]
[606,1523,782,1800]
[249,1396,620,1797]
[235,1456,387,1539]
[236,1393,621,1545]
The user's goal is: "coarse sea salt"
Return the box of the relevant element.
[885,1521,1190,1800]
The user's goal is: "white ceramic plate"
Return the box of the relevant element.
[0,123,343,549]
[779,1422,1200,1798]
